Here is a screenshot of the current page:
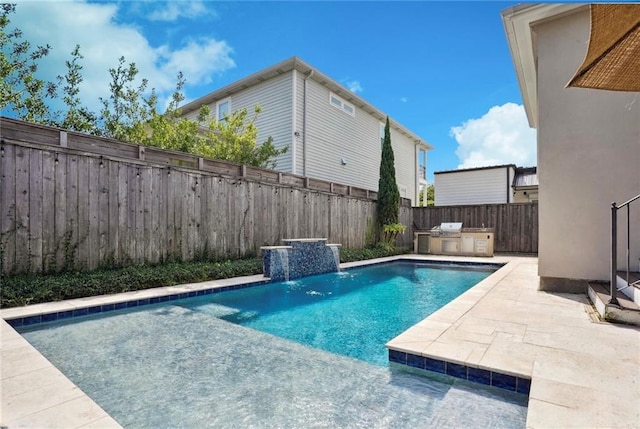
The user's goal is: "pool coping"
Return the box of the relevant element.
[3,255,639,428]
[385,257,532,394]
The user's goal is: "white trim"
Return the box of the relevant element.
[328,92,355,117]
[216,97,231,121]
[291,71,297,174]
[501,4,586,128]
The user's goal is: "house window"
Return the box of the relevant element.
[329,92,355,117]
[216,98,230,121]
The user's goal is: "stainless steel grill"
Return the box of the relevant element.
[431,222,463,238]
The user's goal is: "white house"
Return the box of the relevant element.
[502,4,640,291]
[434,164,538,206]
[180,57,431,205]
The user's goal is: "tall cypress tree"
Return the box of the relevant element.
[377,116,400,229]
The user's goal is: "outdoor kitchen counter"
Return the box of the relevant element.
[428,228,495,257]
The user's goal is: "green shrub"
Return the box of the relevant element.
[0,257,263,308]
[339,244,409,263]
[0,246,411,308]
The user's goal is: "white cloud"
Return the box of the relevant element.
[148,1,212,22]
[157,39,235,86]
[450,103,537,169]
[345,80,363,93]
[10,1,234,113]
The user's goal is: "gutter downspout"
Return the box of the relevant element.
[506,167,511,204]
[303,70,314,177]
[507,166,511,203]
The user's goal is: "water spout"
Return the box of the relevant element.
[276,248,290,282]
[330,246,341,272]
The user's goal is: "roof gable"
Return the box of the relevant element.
[180,56,431,149]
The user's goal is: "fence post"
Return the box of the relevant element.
[59,131,67,147]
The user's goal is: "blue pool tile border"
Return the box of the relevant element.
[389,349,530,395]
[353,258,505,272]
[397,258,505,270]
[6,259,504,330]
[6,279,270,329]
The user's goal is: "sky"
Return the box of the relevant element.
[7,0,538,182]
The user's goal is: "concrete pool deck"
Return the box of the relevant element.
[1,255,639,428]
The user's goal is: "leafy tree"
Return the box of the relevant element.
[56,45,99,134]
[126,72,287,169]
[419,184,435,206]
[99,57,153,142]
[126,71,202,153]
[377,116,400,228]
[196,104,287,169]
[0,4,56,123]
[1,4,285,169]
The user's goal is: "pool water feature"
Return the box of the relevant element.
[261,238,341,281]
[17,261,527,428]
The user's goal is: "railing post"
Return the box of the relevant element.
[610,202,619,305]
[627,204,631,288]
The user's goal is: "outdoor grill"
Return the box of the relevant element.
[430,222,463,238]
[418,222,494,257]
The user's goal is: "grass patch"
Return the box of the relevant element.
[1,246,409,308]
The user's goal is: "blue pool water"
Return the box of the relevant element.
[19,261,528,428]
[184,262,493,366]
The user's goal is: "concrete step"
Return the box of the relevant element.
[588,281,640,326]
[618,271,640,306]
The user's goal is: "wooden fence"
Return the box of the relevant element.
[412,204,538,254]
[0,118,412,275]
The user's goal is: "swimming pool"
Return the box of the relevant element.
[17,261,527,428]
[184,261,494,365]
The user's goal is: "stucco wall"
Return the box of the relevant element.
[535,10,640,282]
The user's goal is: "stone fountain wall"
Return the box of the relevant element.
[261,239,341,281]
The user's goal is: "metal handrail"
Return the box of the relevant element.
[610,193,640,305]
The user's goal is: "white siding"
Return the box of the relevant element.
[390,129,418,204]
[303,79,380,190]
[434,167,511,206]
[182,66,423,205]
[297,79,418,204]
[196,72,294,172]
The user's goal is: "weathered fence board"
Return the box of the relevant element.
[1,134,410,274]
[413,204,538,254]
[14,146,30,273]
[1,118,538,275]
[42,151,55,271]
